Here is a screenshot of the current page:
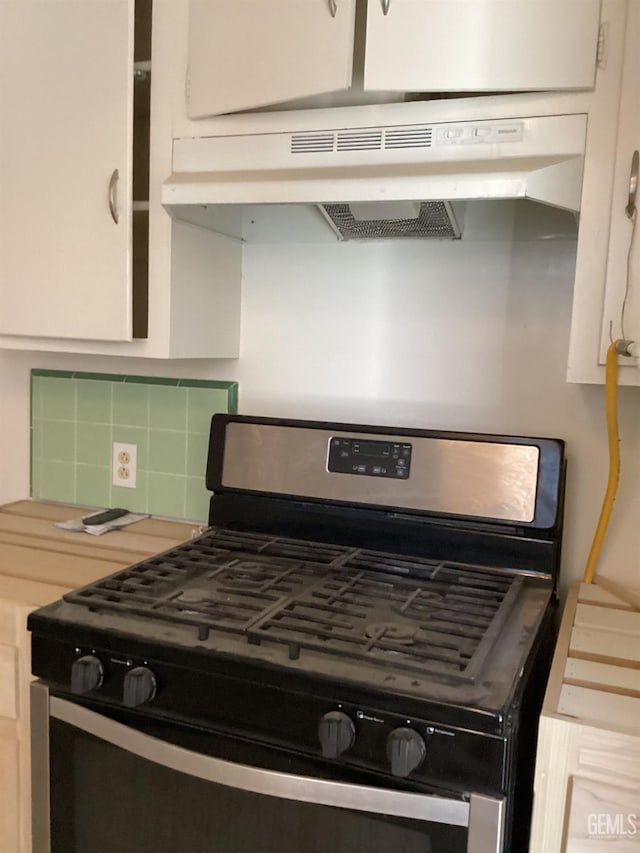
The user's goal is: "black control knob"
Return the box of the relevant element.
[123,666,157,708]
[71,655,104,695]
[318,711,356,759]
[386,728,426,778]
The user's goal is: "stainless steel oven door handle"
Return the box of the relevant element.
[51,695,471,823]
[34,686,505,853]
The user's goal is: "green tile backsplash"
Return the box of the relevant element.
[31,370,238,521]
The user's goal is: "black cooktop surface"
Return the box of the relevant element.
[32,526,553,714]
[64,528,521,685]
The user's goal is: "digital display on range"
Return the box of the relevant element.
[353,440,391,459]
[328,437,412,479]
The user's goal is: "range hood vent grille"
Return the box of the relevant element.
[290,133,335,154]
[321,202,460,241]
[291,125,435,155]
[337,130,383,151]
[385,127,433,148]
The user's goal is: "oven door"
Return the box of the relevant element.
[31,683,505,853]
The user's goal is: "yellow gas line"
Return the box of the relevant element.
[584,153,639,585]
[583,342,621,584]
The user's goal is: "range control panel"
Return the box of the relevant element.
[327,437,412,479]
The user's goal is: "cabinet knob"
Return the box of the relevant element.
[327,0,337,17]
[382,0,390,15]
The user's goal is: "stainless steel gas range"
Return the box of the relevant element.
[28,415,566,853]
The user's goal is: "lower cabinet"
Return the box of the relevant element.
[566,774,640,852]
[0,733,19,851]
[532,719,640,853]
[529,582,640,852]
[0,500,194,853]
[0,596,67,853]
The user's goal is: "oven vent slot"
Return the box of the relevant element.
[385,127,433,149]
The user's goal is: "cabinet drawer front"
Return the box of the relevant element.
[0,644,18,719]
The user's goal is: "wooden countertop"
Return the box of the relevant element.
[0,500,195,606]
[542,580,640,735]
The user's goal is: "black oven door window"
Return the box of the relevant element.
[38,697,503,853]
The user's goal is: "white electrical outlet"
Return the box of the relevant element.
[112,442,137,489]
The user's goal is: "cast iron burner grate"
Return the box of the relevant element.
[64,527,521,684]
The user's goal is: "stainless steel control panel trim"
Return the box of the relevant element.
[222,422,539,523]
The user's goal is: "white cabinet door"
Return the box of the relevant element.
[186,0,356,118]
[0,0,134,341]
[567,0,640,385]
[364,0,601,93]
[598,0,640,370]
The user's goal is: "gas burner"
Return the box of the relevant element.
[222,560,271,586]
[364,622,417,645]
[401,590,444,606]
[177,587,211,604]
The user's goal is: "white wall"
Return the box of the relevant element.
[1,202,639,593]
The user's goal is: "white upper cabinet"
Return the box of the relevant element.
[185,0,601,119]
[363,0,602,93]
[0,0,241,359]
[186,0,357,119]
[0,0,134,341]
[597,6,640,367]
[567,0,640,385]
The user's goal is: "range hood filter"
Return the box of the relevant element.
[320,201,461,241]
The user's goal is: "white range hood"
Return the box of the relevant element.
[163,111,587,230]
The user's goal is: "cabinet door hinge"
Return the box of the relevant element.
[185,65,191,103]
[597,21,609,69]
